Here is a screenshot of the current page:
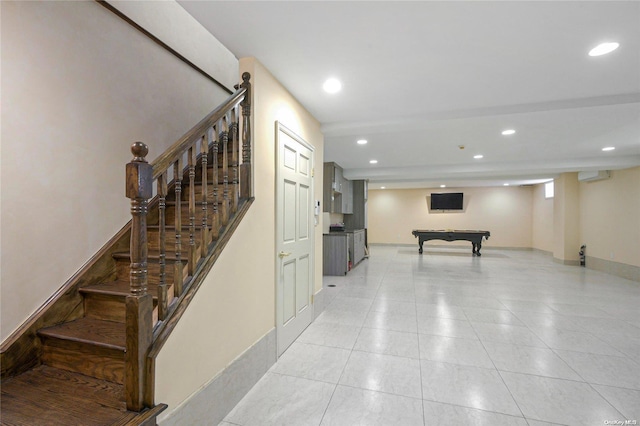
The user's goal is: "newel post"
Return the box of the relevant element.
[239,72,252,199]
[125,142,154,411]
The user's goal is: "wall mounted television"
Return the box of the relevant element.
[430,192,464,210]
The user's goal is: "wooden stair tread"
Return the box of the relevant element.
[147,223,212,230]
[205,160,236,167]
[80,280,159,300]
[208,145,236,154]
[112,251,190,262]
[163,200,224,210]
[165,200,223,205]
[0,366,128,425]
[0,365,165,426]
[38,317,125,351]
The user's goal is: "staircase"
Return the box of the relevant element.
[0,74,253,425]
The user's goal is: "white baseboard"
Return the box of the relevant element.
[585,256,640,282]
[159,328,277,426]
[314,287,325,320]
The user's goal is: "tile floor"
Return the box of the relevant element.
[222,246,640,426]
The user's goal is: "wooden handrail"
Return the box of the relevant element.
[124,73,252,412]
[151,87,247,179]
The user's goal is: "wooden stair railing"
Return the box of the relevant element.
[124,73,252,411]
[0,73,252,425]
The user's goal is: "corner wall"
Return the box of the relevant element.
[368,186,533,248]
[553,173,580,264]
[155,57,324,421]
[0,0,236,341]
[579,166,640,280]
[531,183,554,253]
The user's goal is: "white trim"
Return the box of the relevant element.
[159,328,276,425]
[274,121,315,357]
[276,122,316,152]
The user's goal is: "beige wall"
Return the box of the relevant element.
[553,173,581,263]
[366,171,638,272]
[155,57,324,417]
[532,183,554,253]
[108,1,238,90]
[579,166,640,267]
[2,0,325,415]
[368,186,533,248]
[0,1,235,340]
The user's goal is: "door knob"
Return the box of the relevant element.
[278,251,292,258]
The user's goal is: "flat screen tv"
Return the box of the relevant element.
[431,192,463,210]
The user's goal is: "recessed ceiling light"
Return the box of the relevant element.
[589,42,619,57]
[501,129,516,136]
[323,78,342,93]
[504,183,510,186]
[357,139,368,145]
[474,154,484,159]
[369,159,378,164]
[440,185,446,188]
[602,146,615,151]
[380,186,386,189]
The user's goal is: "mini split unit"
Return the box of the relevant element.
[577,170,611,182]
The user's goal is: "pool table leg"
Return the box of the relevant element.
[418,241,424,254]
[472,242,482,256]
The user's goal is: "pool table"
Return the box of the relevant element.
[412,229,490,256]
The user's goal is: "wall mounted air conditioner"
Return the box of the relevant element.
[578,170,610,182]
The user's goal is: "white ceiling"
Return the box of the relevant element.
[179,1,640,189]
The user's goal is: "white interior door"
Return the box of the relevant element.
[275,123,314,356]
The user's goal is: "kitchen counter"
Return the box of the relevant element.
[323,229,366,276]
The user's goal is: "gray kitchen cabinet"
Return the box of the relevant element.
[348,229,366,267]
[342,179,353,214]
[323,233,349,275]
[323,162,344,213]
[344,180,367,230]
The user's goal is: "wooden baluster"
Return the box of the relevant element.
[230,107,239,213]
[173,157,183,296]
[239,72,252,199]
[125,142,153,411]
[221,117,230,225]
[211,124,219,240]
[157,172,168,321]
[200,133,209,256]
[188,144,196,275]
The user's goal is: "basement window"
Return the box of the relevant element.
[545,181,554,199]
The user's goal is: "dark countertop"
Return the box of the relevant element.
[324,229,364,236]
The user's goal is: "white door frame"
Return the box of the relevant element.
[274,121,315,356]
